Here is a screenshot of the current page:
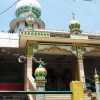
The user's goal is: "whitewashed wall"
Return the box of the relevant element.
[0,32,19,47]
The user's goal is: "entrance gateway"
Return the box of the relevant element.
[33,44,78,91]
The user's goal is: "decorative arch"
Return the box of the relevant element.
[84,48,100,57]
[36,46,73,55]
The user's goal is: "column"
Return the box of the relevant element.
[26,57,33,75]
[36,83,46,100]
[26,41,34,75]
[76,46,86,90]
[77,57,85,83]
[72,45,85,83]
[94,69,100,100]
[24,41,33,90]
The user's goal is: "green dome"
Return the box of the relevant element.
[35,63,47,80]
[69,20,80,31]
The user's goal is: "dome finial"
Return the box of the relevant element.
[94,68,99,80]
[26,3,35,29]
[28,3,33,17]
[72,12,75,20]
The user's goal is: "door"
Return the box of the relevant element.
[45,66,72,91]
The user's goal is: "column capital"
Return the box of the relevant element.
[26,41,33,58]
[77,56,84,61]
[26,57,33,60]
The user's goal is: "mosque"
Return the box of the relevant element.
[0,0,100,99]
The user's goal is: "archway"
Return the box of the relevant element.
[33,54,77,90]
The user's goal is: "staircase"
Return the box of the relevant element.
[0,94,29,100]
[45,94,91,100]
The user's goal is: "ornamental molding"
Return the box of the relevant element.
[36,45,72,55]
[16,6,41,18]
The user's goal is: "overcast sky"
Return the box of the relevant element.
[0,0,100,33]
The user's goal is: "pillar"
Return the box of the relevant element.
[94,69,100,100]
[76,46,86,86]
[71,45,85,83]
[24,41,33,90]
[26,57,33,75]
[26,41,33,75]
[36,82,46,100]
[77,57,85,84]
[70,81,84,100]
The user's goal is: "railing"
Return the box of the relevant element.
[0,91,72,100]
[0,91,72,94]
[86,77,95,91]
[27,74,36,90]
[27,73,36,100]
[0,81,86,100]
[83,76,100,100]
[83,76,96,94]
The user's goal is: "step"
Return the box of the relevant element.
[45,94,71,100]
[0,94,29,100]
[45,94,91,100]
[84,94,91,100]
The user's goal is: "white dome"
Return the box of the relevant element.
[15,0,41,18]
[70,20,80,24]
[16,0,41,10]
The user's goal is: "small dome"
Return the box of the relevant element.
[94,74,99,79]
[35,63,47,80]
[69,20,80,31]
[94,69,99,79]
[15,0,41,18]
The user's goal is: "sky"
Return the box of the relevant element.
[0,0,100,33]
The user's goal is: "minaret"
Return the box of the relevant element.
[34,58,47,100]
[9,0,45,33]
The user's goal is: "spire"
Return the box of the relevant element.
[94,68,99,80]
[28,4,34,17]
[72,12,75,20]
[26,4,35,29]
[95,68,97,74]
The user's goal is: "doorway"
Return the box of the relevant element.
[34,53,77,91]
[46,66,72,91]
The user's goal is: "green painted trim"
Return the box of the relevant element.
[28,24,33,29]
[20,31,50,37]
[0,91,72,94]
[69,23,80,31]
[16,6,41,18]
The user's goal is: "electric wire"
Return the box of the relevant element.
[0,0,19,16]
